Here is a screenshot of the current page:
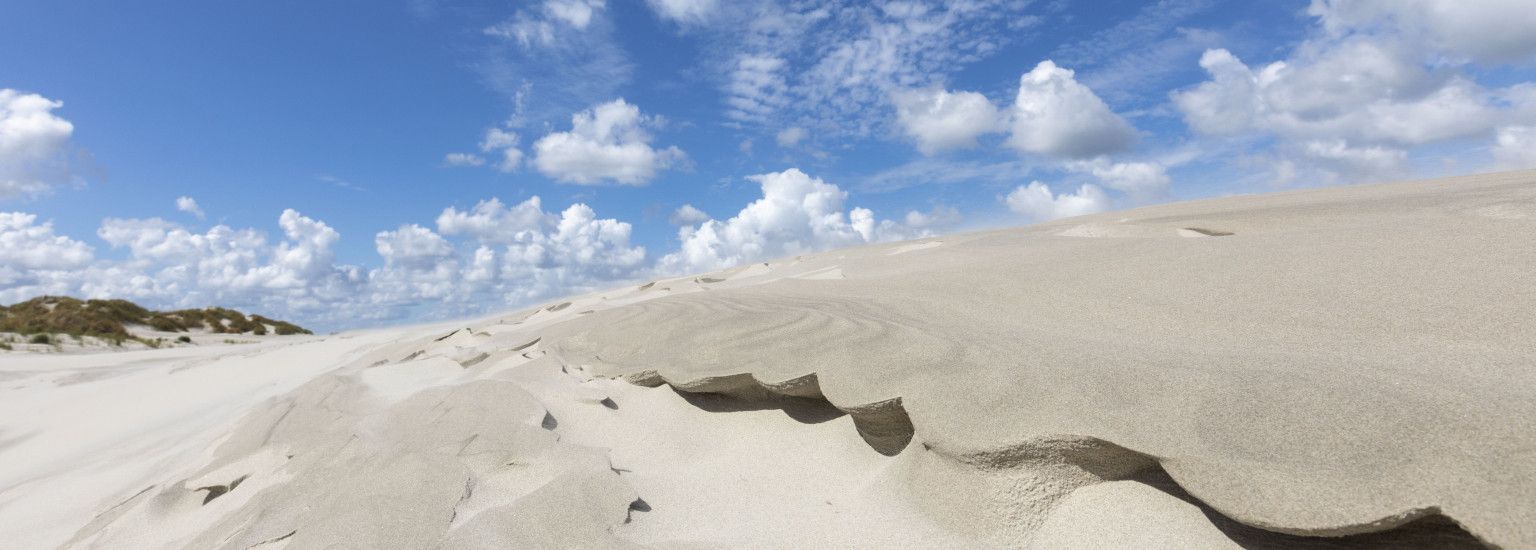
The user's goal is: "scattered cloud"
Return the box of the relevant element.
[647,0,718,24]
[1067,159,1171,199]
[532,99,686,185]
[444,153,486,167]
[480,127,524,172]
[692,0,1032,140]
[479,0,631,132]
[0,89,77,200]
[1004,181,1109,222]
[486,0,607,48]
[668,204,710,226]
[903,204,962,229]
[175,196,205,219]
[1173,1,1536,183]
[316,174,366,192]
[775,126,806,147]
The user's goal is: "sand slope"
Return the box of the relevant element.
[1,170,1532,549]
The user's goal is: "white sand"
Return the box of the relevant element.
[2,170,1532,548]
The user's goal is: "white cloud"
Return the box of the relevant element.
[81,211,363,315]
[487,0,607,47]
[1005,181,1110,222]
[532,99,686,185]
[647,0,717,24]
[375,224,455,269]
[545,0,604,28]
[659,168,920,274]
[176,196,205,219]
[1308,0,1536,64]
[436,197,554,244]
[1298,139,1407,181]
[0,212,93,272]
[1494,126,1536,170]
[725,54,789,125]
[444,153,486,167]
[480,128,524,172]
[1,89,76,200]
[668,204,710,226]
[775,126,807,147]
[706,1,1029,137]
[903,205,962,229]
[1068,159,1171,198]
[1008,61,1137,158]
[1175,47,1501,147]
[892,87,1003,155]
[1175,1,1536,183]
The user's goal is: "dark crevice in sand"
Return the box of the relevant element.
[197,474,250,505]
[624,498,652,524]
[617,368,1487,548]
[247,530,296,548]
[1182,227,1235,236]
[1129,468,1482,549]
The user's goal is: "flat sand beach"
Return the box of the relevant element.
[1,171,1532,549]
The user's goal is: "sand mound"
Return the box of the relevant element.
[2,170,1532,548]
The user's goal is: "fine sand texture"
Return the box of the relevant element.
[1,170,1532,549]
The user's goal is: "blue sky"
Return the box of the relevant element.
[3,0,1534,330]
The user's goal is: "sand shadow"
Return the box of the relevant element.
[1127,467,1484,549]
[673,390,848,425]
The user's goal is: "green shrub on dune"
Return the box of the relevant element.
[0,296,312,342]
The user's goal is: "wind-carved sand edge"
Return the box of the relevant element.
[608,367,1488,547]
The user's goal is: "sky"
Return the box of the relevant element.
[3,0,1535,331]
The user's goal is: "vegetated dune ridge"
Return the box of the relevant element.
[0,170,1526,549]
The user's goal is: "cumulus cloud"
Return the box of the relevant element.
[1175,1,1536,182]
[668,204,710,226]
[436,197,553,244]
[1,89,76,200]
[1008,61,1137,158]
[892,87,1003,154]
[532,99,686,185]
[1,195,658,329]
[647,0,717,24]
[78,210,363,315]
[659,168,921,274]
[1005,182,1109,222]
[176,196,205,219]
[0,212,93,273]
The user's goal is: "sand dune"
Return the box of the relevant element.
[1,170,1532,548]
